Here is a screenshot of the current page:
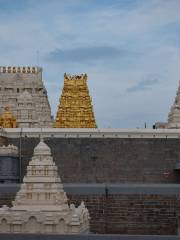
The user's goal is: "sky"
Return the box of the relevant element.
[0,0,180,128]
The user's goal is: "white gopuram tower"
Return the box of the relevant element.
[0,140,89,234]
[0,66,52,127]
[167,81,180,128]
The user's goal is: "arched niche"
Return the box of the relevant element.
[26,216,39,233]
[57,218,66,233]
[0,218,10,232]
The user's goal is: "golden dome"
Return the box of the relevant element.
[0,107,17,128]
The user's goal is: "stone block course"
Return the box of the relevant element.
[0,184,178,235]
[7,137,180,183]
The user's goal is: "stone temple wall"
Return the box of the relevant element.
[0,184,179,235]
[0,156,19,183]
[7,137,180,183]
[1,130,180,235]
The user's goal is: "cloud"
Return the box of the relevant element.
[127,77,159,93]
[46,46,129,64]
[0,0,180,128]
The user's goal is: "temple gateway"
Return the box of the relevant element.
[54,73,97,128]
[0,66,52,128]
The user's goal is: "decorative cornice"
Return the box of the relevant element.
[0,66,42,74]
[0,144,18,156]
[5,128,180,139]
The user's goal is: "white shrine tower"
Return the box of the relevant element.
[167,81,180,128]
[0,140,89,234]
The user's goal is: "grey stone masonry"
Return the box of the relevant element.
[2,128,180,183]
[0,66,52,127]
[0,184,180,235]
[0,145,19,183]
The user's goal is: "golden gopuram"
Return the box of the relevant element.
[54,73,97,128]
[0,107,17,128]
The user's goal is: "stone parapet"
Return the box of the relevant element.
[0,144,18,156]
[0,234,178,239]
[5,128,180,138]
[1,183,180,195]
[0,66,42,74]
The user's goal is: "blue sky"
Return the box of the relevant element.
[0,0,180,128]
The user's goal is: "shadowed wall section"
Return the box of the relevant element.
[8,137,180,183]
[0,184,179,235]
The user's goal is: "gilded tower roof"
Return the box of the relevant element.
[54,73,97,128]
[0,107,17,128]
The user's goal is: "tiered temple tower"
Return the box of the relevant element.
[0,140,89,234]
[54,73,97,128]
[167,81,180,128]
[0,66,52,128]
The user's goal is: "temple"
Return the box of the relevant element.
[0,66,52,128]
[155,81,180,129]
[0,140,89,234]
[2,66,180,236]
[54,73,97,128]
[167,81,180,128]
